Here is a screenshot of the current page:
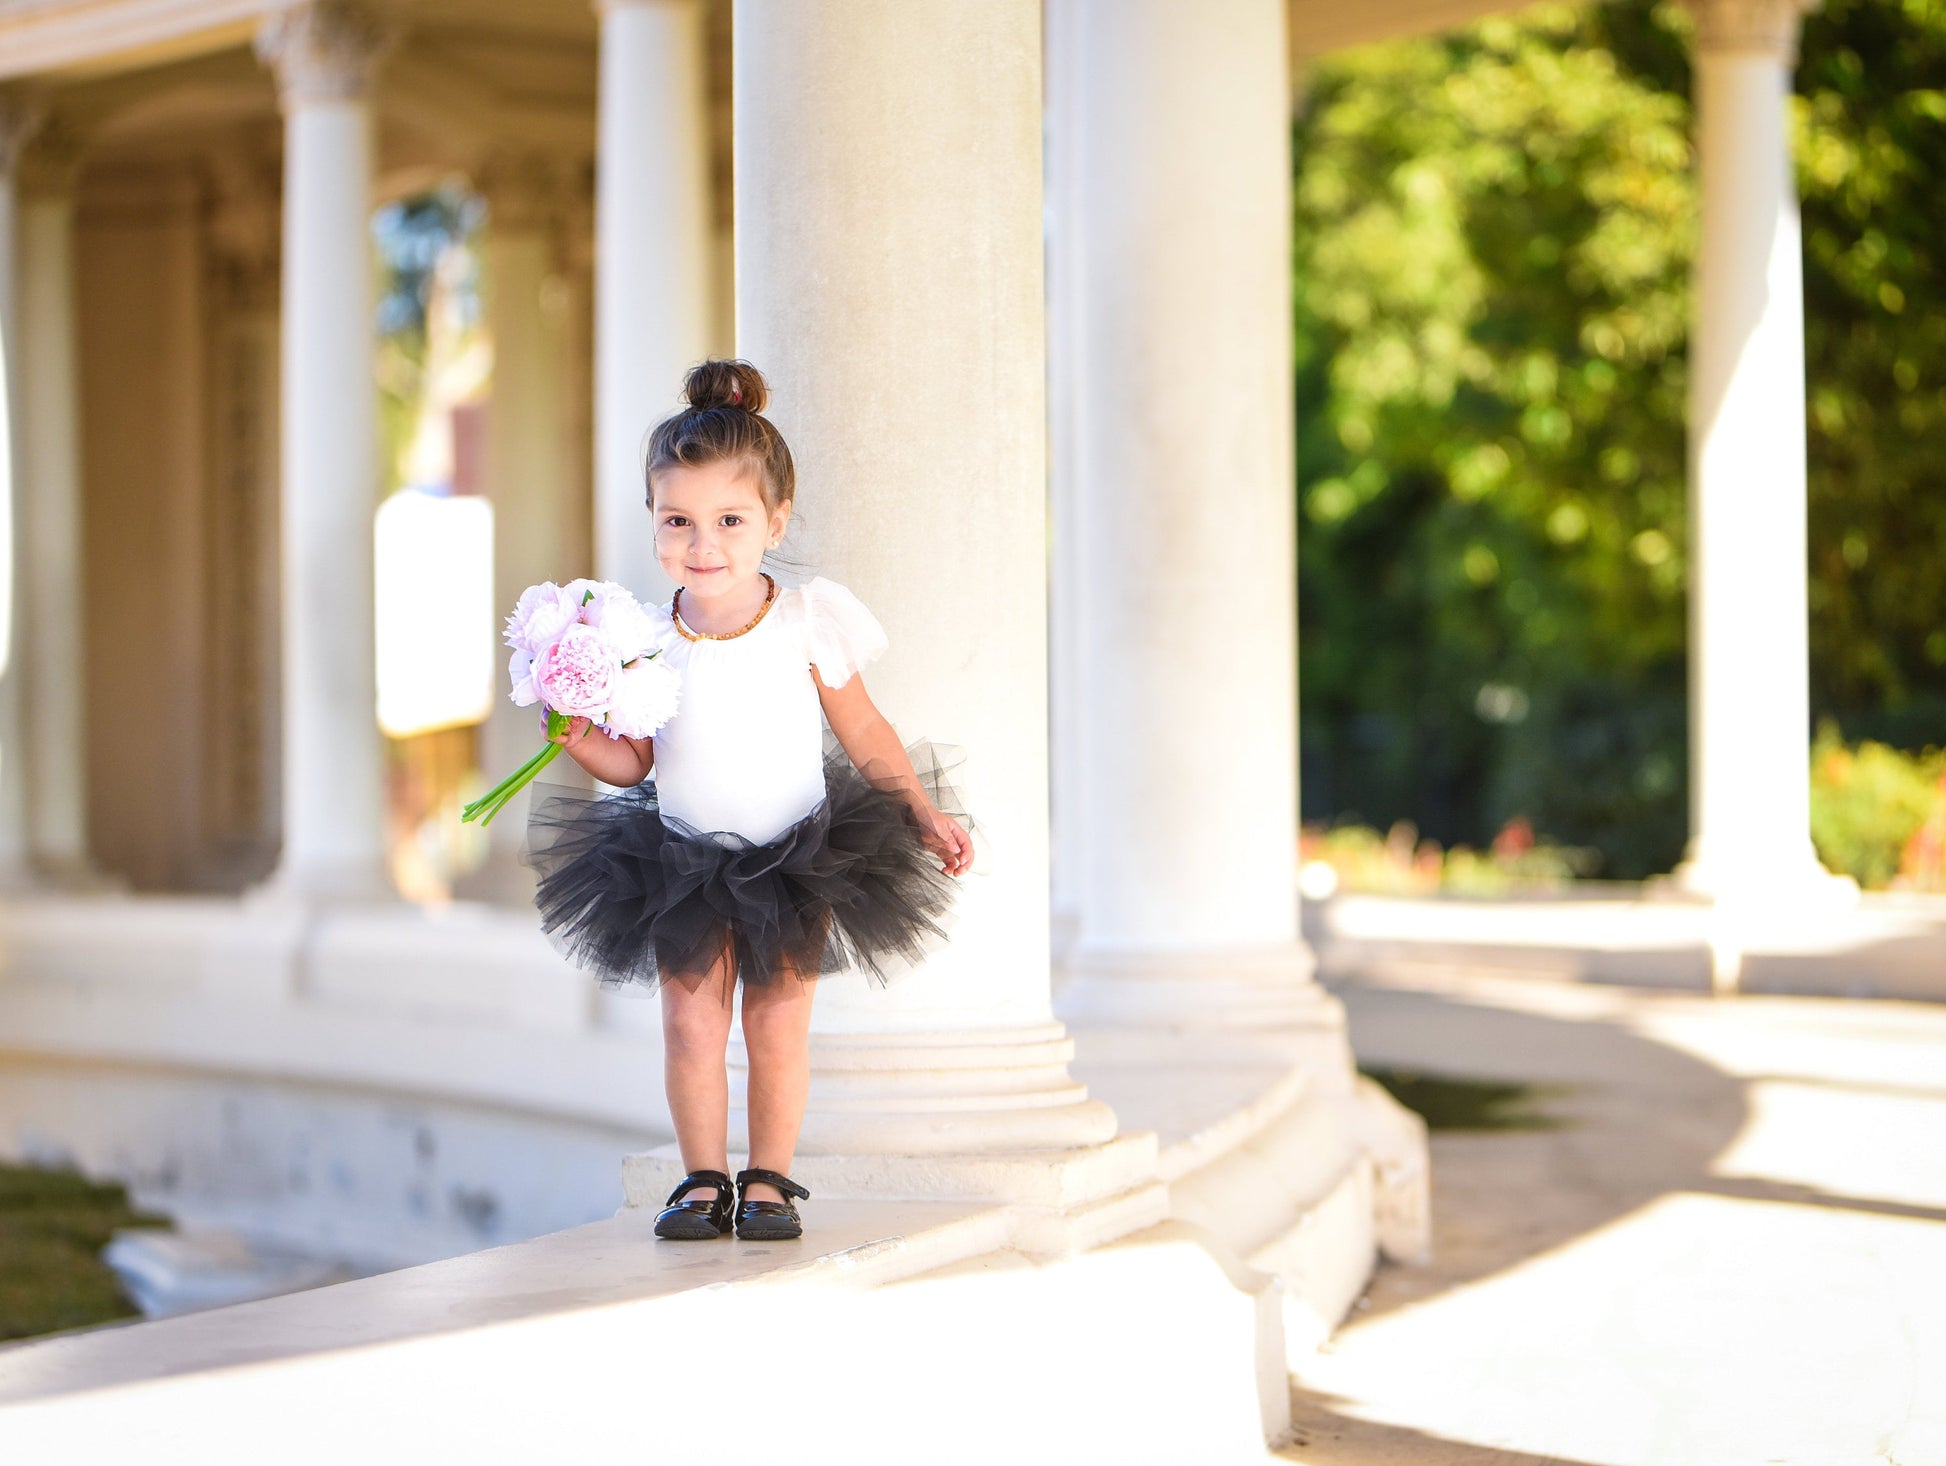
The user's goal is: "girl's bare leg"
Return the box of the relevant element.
[658,932,737,1201]
[739,952,818,1205]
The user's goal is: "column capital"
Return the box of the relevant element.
[255,1,392,108]
[17,117,86,199]
[0,86,46,175]
[1684,0,1819,61]
[206,148,284,308]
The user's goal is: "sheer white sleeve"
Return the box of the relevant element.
[792,576,889,688]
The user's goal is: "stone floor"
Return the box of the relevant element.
[1282,966,1946,1466]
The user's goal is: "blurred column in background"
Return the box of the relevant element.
[16,122,95,885]
[1046,0,1339,1052]
[1678,0,1842,906]
[593,0,712,604]
[255,2,391,900]
[464,155,575,903]
[0,89,39,889]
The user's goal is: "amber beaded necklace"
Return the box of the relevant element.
[671,571,778,642]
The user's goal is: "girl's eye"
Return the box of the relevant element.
[663,516,687,527]
[722,515,742,526]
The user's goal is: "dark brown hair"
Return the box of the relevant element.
[644,359,797,518]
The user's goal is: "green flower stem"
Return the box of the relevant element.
[461,710,574,826]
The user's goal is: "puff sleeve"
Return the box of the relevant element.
[792,576,889,688]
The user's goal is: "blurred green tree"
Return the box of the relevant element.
[371,183,483,491]
[1795,0,1946,744]
[1294,0,1946,878]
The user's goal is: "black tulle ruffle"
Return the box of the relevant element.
[523,737,969,993]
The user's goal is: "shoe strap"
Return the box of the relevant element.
[666,1169,735,1205]
[736,1167,810,1202]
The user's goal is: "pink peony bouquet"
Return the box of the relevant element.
[460,579,681,825]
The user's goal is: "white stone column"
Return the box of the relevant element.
[16,133,96,882]
[465,156,573,901]
[593,0,712,603]
[1045,0,1338,1044]
[1044,0,1087,971]
[730,0,1120,1160]
[1678,0,1836,903]
[0,90,42,888]
[255,3,391,899]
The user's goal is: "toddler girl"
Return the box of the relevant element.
[525,359,973,1241]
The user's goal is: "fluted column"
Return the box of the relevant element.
[16,126,95,882]
[0,90,42,888]
[732,0,1116,1156]
[1047,0,1337,1041]
[1677,0,1835,902]
[592,0,712,603]
[466,156,573,901]
[255,2,391,899]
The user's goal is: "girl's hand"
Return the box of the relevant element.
[915,807,973,877]
[544,712,596,748]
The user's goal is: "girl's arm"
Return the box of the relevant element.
[546,713,655,787]
[816,670,972,875]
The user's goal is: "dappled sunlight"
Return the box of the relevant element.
[1298,1190,1946,1466]
[1708,1077,1946,1216]
[1295,971,1946,1465]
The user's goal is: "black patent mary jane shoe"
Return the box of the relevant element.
[654,1169,737,1239]
[734,1168,810,1241]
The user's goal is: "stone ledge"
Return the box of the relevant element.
[0,1214,1288,1461]
[0,1198,996,1405]
[1315,889,1946,1002]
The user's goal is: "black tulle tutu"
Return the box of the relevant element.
[523,737,969,993]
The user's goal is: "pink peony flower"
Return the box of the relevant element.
[533,624,617,717]
[465,577,684,827]
[508,647,540,707]
[582,587,665,663]
[504,581,581,655]
[602,657,682,739]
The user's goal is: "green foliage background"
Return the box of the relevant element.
[1294,0,1946,878]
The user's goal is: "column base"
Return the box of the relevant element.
[246,861,400,906]
[27,854,124,894]
[1661,840,1860,912]
[729,1021,1122,1157]
[0,855,122,895]
[449,848,537,906]
[1664,838,1863,993]
[1054,941,1344,1062]
[0,857,41,895]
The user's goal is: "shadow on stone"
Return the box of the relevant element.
[1324,978,1749,1323]
[1281,1384,1612,1465]
[1358,1066,1568,1132]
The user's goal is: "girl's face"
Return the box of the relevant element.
[650,458,790,603]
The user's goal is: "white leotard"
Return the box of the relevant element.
[645,576,888,845]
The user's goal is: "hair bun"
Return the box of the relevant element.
[683,358,769,415]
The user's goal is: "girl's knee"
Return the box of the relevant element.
[740,981,813,1055]
[663,987,733,1057]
